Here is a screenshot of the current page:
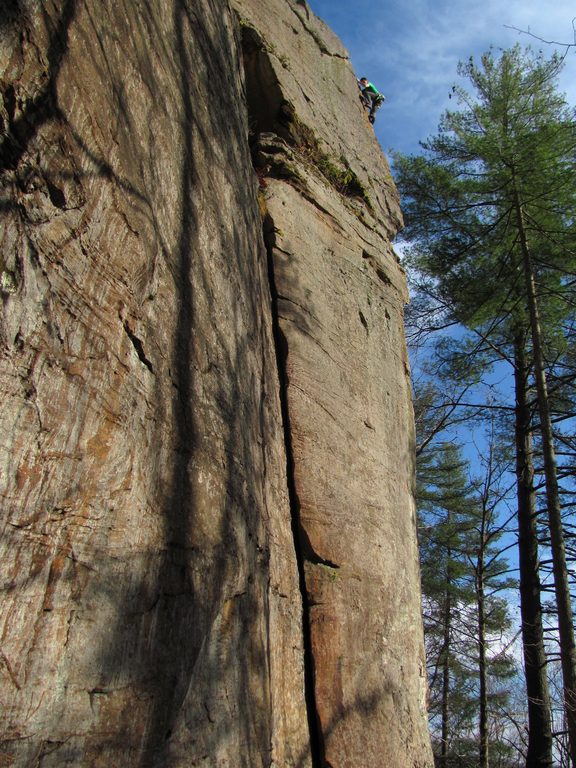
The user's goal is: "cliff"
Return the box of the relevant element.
[0,1,432,766]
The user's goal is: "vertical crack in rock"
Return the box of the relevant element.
[239,20,328,761]
[262,211,326,768]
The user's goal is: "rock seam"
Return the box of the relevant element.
[261,201,327,768]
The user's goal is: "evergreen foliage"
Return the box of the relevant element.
[397,45,576,766]
[417,439,516,767]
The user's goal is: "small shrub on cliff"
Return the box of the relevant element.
[291,118,371,206]
[315,155,370,203]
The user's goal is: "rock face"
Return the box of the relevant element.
[0,1,432,766]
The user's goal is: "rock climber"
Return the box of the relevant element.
[357,77,385,124]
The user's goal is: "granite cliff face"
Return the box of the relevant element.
[0,1,432,766]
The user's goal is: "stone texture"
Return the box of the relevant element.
[234,0,433,765]
[0,0,433,766]
[266,171,430,767]
[0,1,309,766]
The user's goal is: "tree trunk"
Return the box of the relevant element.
[514,192,576,768]
[514,334,554,768]
[477,552,489,768]
[441,572,452,767]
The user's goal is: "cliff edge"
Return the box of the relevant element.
[0,1,432,766]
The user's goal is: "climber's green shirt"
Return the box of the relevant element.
[363,81,380,96]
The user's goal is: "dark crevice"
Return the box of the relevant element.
[262,211,326,768]
[123,320,154,373]
[308,556,339,570]
[238,22,289,143]
[289,3,347,60]
[294,0,310,20]
[240,21,327,764]
[362,249,391,286]
[46,178,66,208]
[298,526,339,569]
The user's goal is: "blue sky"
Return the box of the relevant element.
[309,0,576,155]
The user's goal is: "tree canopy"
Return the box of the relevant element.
[397,45,576,767]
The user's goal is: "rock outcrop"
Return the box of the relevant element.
[0,1,432,766]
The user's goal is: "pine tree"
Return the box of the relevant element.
[395,46,576,766]
[468,426,517,768]
[418,439,516,767]
[419,443,478,764]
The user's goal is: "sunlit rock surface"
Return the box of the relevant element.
[0,1,432,765]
